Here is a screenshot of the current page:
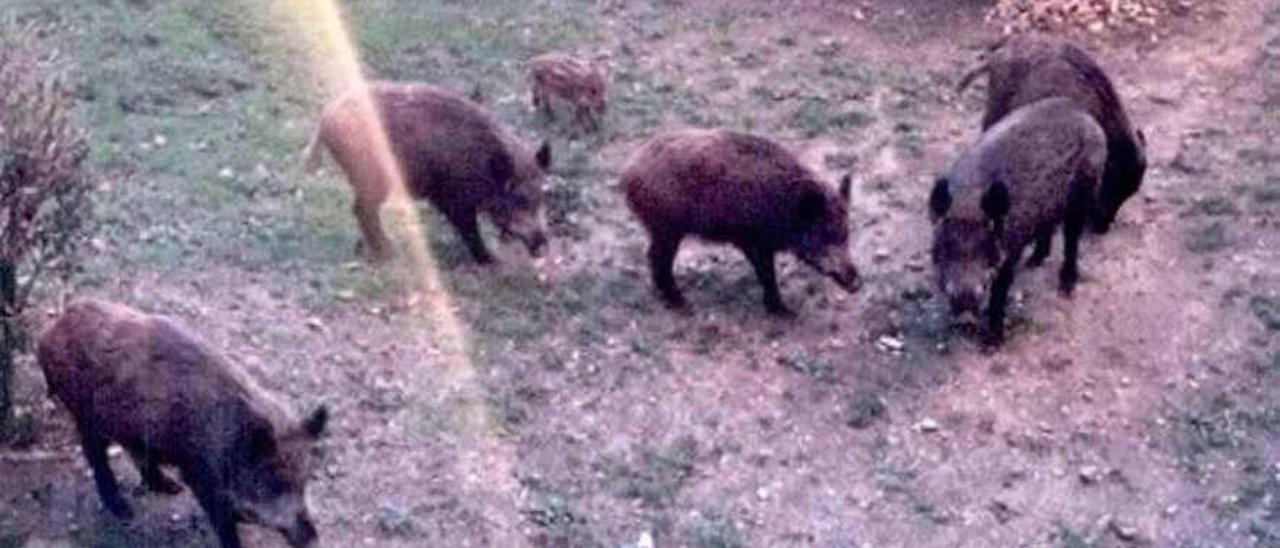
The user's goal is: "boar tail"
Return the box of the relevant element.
[300,125,325,174]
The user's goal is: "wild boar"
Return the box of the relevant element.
[302,82,551,264]
[958,34,1147,233]
[622,129,860,315]
[37,299,329,548]
[529,53,607,133]
[930,97,1107,347]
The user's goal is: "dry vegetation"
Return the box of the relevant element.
[988,0,1201,33]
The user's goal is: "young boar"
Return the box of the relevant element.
[302,82,551,263]
[622,129,860,315]
[958,34,1146,233]
[529,53,607,133]
[930,98,1107,347]
[37,299,329,548]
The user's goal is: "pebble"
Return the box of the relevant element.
[305,317,325,332]
[218,167,235,179]
[637,531,655,548]
[1079,465,1100,484]
[915,418,940,433]
[877,335,905,352]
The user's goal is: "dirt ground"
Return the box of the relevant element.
[2,0,1279,547]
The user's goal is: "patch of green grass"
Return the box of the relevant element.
[788,98,874,138]
[1184,222,1231,254]
[689,512,742,548]
[1252,295,1280,331]
[601,435,699,507]
[778,351,835,383]
[1184,195,1240,217]
[844,391,888,429]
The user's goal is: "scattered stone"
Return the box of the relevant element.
[1079,465,1101,484]
[218,167,235,179]
[153,134,167,147]
[1109,518,1141,542]
[915,417,941,433]
[305,317,325,332]
[637,531,655,548]
[877,335,905,352]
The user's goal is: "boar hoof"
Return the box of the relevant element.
[980,330,1005,351]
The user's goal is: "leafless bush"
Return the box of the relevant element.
[0,22,92,433]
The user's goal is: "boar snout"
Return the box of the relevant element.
[945,283,985,316]
[522,229,549,258]
[284,512,319,547]
[809,250,861,294]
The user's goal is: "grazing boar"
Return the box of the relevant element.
[958,34,1147,233]
[930,97,1107,347]
[529,53,607,133]
[622,129,861,315]
[37,299,329,548]
[302,82,551,263]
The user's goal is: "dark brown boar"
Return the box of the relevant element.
[37,299,329,548]
[958,34,1147,233]
[529,53,607,133]
[930,97,1107,347]
[301,82,551,263]
[622,129,860,316]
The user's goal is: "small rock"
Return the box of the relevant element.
[915,417,940,433]
[637,531,655,548]
[218,167,235,179]
[873,248,890,262]
[1110,518,1141,542]
[335,290,357,302]
[756,487,769,501]
[1079,465,1100,484]
[305,317,325,332]
[877,335,905,352]
[154,134,167,147]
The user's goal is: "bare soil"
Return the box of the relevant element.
[2,0,1279,547]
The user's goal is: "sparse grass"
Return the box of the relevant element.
[601,435,699,507]
[788,98,874,138]
[1250,295,1280,331]
[689,512,743,548]
[1184,222,1231,254]
[1184,195,1240,217]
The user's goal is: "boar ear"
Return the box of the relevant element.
[981,180,1011,221]
[302,405,329,439]
[793,188,827,226]
[838,174,852,203]
[535,141,552,171]
[928,176,952,221]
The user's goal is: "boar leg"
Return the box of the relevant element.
[1059,212,1086,297]
[352,198,393,262]
[446,208,494,264]
[647,232,686,308]
[129,450,183,494]
[1025,228,1053,268]
[983,250,1023,348]
[79,429,133,519]
[183,464,242,548]
[743,245,790,316]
